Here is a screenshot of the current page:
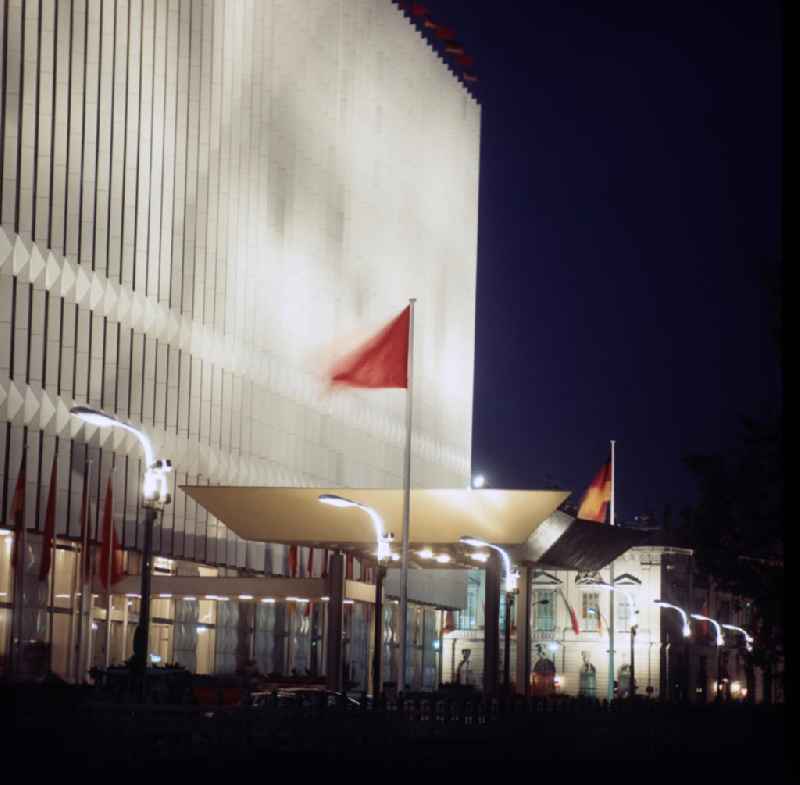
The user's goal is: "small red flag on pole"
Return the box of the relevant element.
[558,589,581,635]
[99,474,124,589]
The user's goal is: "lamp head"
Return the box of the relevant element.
[318,494,358,509]
[70,405,118,428]
[472,474,486,489]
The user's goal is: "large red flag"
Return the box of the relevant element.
[577,459,612,523]
[38,455,58,581]
[99,475,124,589]
[329,306,410,388]
[9,450,26,569]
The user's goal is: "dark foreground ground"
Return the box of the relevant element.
[1,685,788,774]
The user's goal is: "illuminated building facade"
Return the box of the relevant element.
[0,0,479,684]
[443,541,773,703]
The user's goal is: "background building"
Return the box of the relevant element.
[0,0,479,681]
[443,540,770,702]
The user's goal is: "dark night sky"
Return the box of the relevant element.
[413,1,782,519]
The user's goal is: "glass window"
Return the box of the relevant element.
[0,533,14,597]
[52,547,77,609]
[151,597,174,621]
[617,596,631,629]
[458,573,482,630]
[198,598,216,625]
[50,612,72,678]
[0,608,13,676]
[533,590,555,631]
[582,592,600,631]
[150,622,173,664]
[196,626,216,674]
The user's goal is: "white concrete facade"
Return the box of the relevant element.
[0,0,480,569]
[0,0,480,679]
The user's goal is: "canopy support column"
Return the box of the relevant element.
[515,565,531,695]
[325,552,345,692]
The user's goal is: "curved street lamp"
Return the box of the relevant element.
[691,613,725,699]
[654,600,692,638]
[460,535,519,693]
[70,406,172,695]
[690,613,724,646]
[654,600,692,701]
[722,624,754,653]
[318,494,394,698]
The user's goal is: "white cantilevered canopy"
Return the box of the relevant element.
[180,486,570,549]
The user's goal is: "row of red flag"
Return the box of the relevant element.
[398,2,478,83]
[7,450,123,588]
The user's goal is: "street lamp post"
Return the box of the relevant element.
[654,600,692,701]
[70,406,171,698]
[691,613,724,700]
[460,535,519,694]
[722,624,755,700]
[319,494,393,699]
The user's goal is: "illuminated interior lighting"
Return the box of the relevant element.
[55,594,71,599]
[196,626,207,633]
[159,593,172,598]
[435,553,451,564]
[320,596,330,601]
[260,598,276,604]
[0,528,12,535]
[418,549,434,559]
[390,553,400,561]
[238,594,254,600]
[184,596,197,601]
[469,552,489,562]
[344,599,355,605]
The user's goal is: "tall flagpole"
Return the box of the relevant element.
[398,298,416,692]
[608,439,616,702]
